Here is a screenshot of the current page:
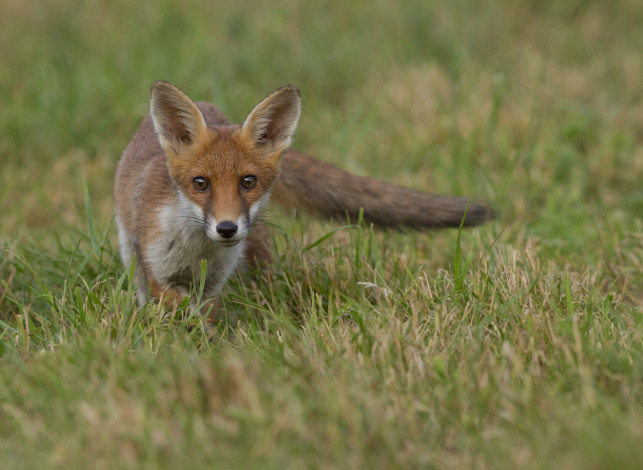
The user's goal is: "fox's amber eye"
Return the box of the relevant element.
[240,175,257,189]
[192,177,208,191]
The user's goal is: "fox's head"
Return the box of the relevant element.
[150,81,301,246]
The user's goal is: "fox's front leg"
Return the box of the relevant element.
[147,279,187,307]
[194,297,220,325]
[149,278,221,326]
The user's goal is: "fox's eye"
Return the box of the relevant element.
[192,177,208,191]
[240,175,257,190]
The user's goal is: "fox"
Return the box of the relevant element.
[114,81,492,319]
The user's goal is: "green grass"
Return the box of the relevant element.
[1,0,642,468]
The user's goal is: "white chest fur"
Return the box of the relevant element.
[146,196,246,299]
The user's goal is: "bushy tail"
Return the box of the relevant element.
[272,151,493,230]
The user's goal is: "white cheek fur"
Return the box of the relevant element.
[249,190,271,222]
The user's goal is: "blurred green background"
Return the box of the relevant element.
[2,0,641,253]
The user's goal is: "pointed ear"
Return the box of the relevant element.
[241,85,301,153]
[150,81,208,155]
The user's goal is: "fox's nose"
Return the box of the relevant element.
[216,221,238,239]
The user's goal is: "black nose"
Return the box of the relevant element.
[216,221,238,239]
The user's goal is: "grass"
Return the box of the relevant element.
[1,0,642,468]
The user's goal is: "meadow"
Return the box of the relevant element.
[0,0,642,468]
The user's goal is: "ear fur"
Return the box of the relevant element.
[241,85,301,154]
[150,81,208,155]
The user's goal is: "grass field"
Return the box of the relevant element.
[1,0,642,468]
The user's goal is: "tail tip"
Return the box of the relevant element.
[462,202,495,227]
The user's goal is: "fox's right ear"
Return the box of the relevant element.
[150,81,208,156]
[241,85,301,155]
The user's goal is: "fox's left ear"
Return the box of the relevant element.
[242,85,301,154]
[150,81,209,157]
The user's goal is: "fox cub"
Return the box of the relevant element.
[114,82,492,316]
